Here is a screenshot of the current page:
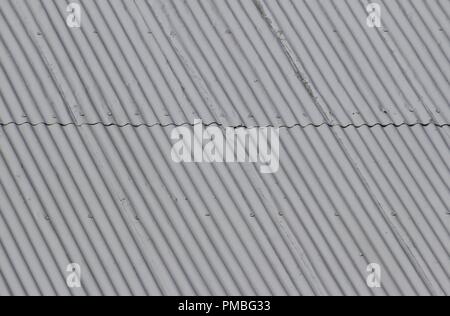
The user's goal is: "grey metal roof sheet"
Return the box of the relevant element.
[0,124,448,296]
[0,0,449,296]
[0,0,449,127]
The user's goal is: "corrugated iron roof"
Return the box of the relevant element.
[0,124,448,295]
[0,0,449,127]
[0,0,448,296]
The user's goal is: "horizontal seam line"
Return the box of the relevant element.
[0,122,449,129]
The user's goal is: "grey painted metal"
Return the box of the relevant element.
[0,0,449,296]
[0,0,449,126]
[0,124,448,296]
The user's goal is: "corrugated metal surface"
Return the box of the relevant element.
[256,0,450,126]
[0,0,320,126]
[0,124,448,296]
[0,0,449,126]
[0,0,449,296]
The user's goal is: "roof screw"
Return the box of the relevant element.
[250,213,256,218]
